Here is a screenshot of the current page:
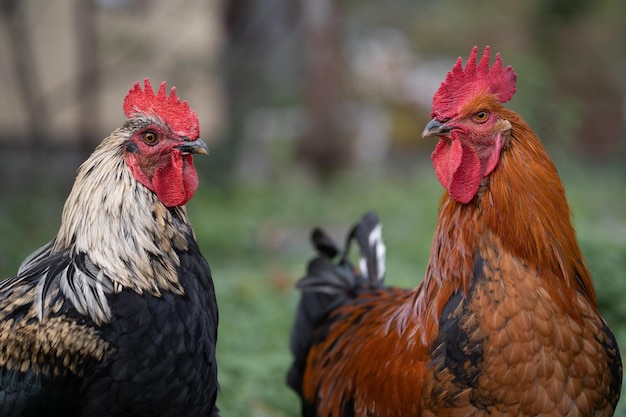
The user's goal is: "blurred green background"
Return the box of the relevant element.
[1,0,625,416]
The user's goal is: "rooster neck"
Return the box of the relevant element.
[482,113,596,309]
[416,111,597,347]
[53,131,192,296]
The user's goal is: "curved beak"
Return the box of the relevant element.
[176,138,209,155]
[422,119,453,138]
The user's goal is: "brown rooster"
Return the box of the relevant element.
[288,47,622,416]
[0,80,219,416]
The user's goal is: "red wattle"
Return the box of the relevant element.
[431,139,482,204]
[153,152,199,207]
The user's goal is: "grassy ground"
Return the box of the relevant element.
[1,161,625,416]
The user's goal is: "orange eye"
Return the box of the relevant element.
[142,131,158,145]
[473,111,489,123]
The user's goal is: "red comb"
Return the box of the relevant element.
[123,79,199,139]
[431,46,517,119]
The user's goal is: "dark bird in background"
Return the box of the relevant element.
[288,47,622,416]
[0,80,219,417]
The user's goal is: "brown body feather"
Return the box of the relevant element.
[292,72,621,416]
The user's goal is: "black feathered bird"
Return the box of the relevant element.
[287,211,394,411]
[0,79,219,417]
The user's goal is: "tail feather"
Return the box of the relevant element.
[349,211,386,286]
[287,211,386,396]
[311,227,340,258]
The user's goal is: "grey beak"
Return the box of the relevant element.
[422,119,453,138]
[176,138,209,155]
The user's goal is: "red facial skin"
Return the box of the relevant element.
[123,122,199,208]
[430,99,506,204]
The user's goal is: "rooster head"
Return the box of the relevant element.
[121,79,208,207]
[422,46,517,204]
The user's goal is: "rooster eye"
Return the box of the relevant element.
[142,131,159,145]
[473,111,489,123]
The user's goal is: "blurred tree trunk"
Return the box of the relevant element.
[0,0,48,148]
[218,0,259,187]
[298,0,348,181]
[75,0,99,153]
[218,0,300,186]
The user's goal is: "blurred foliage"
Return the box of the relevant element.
[1,160,625,416]
[211,0,625,187]
[1,0,625,415]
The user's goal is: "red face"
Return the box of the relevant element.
[425,47,517,204]
[122,120,208,207]
[423,96,508,204]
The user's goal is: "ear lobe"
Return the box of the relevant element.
[125,142,139,153]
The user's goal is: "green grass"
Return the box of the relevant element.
[1,161,625,416]
[191,169,443,416]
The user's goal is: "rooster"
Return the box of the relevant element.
[0,80,219,417]
[287,47,622,417]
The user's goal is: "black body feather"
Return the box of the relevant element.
[81,242,218,416]
[0,236,219,417]
[287,212,386,408]
[0,86,220,416]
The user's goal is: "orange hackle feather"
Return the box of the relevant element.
[295,46,620,417]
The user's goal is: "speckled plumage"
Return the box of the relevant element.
[288,48,621,417]
[0,81,218,417]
